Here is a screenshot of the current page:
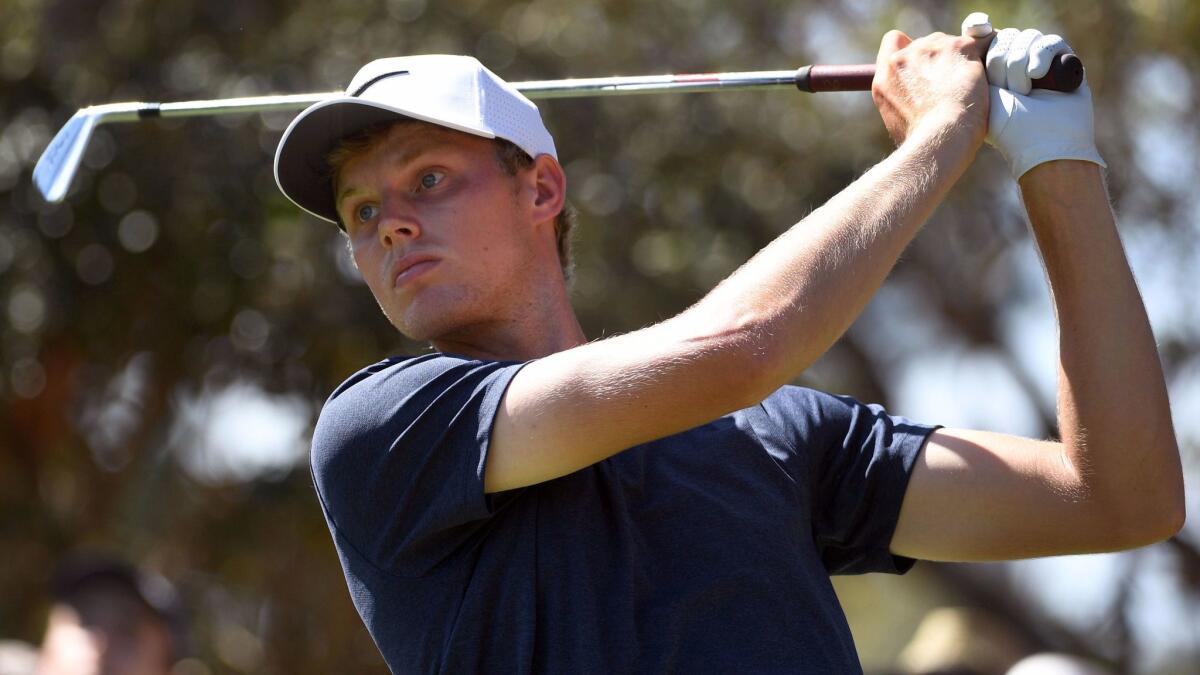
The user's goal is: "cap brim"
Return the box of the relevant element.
[274,98,496,225]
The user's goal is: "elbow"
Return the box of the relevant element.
[1097,451,1187,549]
[1144,441,1188,544]
[672,305,791,410]
[1140,497,1185,547]
[696,336,781,413]
[1159,481,1187,541]
[1135,492,1187,546]
[1097,500,1184,552]
[725,337,786,409]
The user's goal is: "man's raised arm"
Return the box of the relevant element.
[891,161,1184,561]
[890,26,1184,561]
[485,31,990,493]
[1026,160,1184,541]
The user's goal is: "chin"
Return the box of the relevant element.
[388,286,481,344]
[386,308,443,343]
[393,318,441,343]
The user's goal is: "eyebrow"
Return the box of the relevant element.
[335,185,363,210]
[334,134,456,210]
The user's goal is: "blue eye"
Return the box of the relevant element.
[355,203,379,223]
[419,171,445,190]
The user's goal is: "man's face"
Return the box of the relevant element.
[334,122,540,343]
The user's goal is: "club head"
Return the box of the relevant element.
[33,109,97,204]
[33,103,144,204]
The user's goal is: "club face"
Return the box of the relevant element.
[33,110,97,204]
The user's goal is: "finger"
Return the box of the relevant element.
[876,29,913,67]
[872,30,913,145]
[1027,33,1070,80]
[961,11,993,38]
[1005,28,1041,95]
[960,33,993,62]
[985,85,1017,148]
[985,27,1020,88]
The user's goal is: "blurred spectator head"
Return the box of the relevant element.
[36,553,186,675]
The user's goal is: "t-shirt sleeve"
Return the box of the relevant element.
[760,387,939,576]
[310,353,525,577]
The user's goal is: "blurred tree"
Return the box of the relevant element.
[1,0,1196,673]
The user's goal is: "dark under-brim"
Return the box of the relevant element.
[274,100,429,225]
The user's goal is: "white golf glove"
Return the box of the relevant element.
[962,14,1107,179]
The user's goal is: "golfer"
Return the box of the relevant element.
[273,18,1184,674]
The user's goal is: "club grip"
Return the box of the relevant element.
[1032,53,1083,92]
[795,53,1084,93]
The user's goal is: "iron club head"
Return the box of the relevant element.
[33,109,94,203]
[33,103,144,204]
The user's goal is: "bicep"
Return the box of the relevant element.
[484,319,762,493]
[890,427,1114,562]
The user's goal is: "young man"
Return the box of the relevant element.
[274,18,1184,674]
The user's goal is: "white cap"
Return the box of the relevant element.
[274,55,558,225]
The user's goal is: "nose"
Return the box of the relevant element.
[377,206,421,249]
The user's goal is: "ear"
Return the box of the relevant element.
[527,154,567,227]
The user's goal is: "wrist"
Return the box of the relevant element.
[898,107,983,181]
[1018,160,1114,249]
[1018,160,1105,201]
[914,102,988,148]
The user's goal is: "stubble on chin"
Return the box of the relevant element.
[383,283,484,344]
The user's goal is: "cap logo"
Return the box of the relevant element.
[351,70,411,97]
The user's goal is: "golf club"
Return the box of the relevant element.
[32,55,1083,204]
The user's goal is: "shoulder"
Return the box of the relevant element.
[322,352,520,415]
[309,353,531,574]
[313,353,525,466]
[327,352,491,400]
[757,384,861,426]
[763,384,927,421]
[754,384,935,447]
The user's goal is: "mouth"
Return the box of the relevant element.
[392,254,440,288]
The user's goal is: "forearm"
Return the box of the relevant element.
[681,116,977,399]
[1020,161,1184,536]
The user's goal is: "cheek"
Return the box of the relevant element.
[444,207,508,261]
[350,247,372,277]
[350,245,389,292]
[475,194,530,255]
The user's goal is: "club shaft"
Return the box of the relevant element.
[517,70,802,98]
[33,57,1082,203]
[97,70,809,122]
[157,92,340,117]
[73,54,1082,121]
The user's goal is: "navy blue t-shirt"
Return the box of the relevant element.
[310,353,938,674]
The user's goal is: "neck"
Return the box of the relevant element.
[430,288,587,362]
[431,314,586,362]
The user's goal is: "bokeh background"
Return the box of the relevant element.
[1,0,1197,673]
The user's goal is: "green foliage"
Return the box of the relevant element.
[1,1,1197,672]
